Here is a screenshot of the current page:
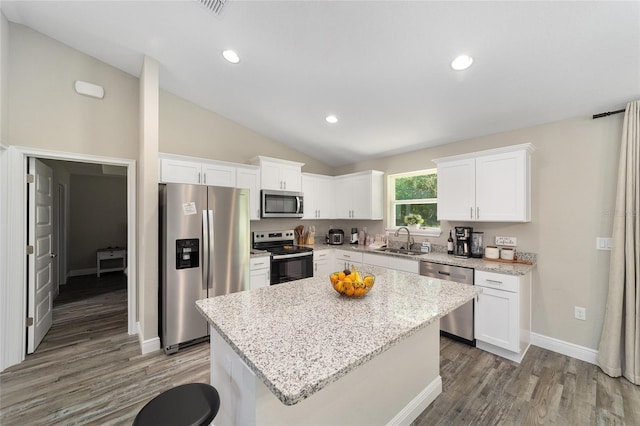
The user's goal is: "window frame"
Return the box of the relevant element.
[387,168,442,237]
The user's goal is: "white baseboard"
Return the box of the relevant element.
[68,268,96,277]
[387,376,443,426]
[137,322,160,355]
[531,332,598,365]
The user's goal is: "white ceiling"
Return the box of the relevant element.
[3,1,639,166]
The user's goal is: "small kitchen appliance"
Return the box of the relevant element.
[328,229,344,245]
[454,226,473,258]
[252,230,313,284]
[471,231,484,258]
[350,227,358,244]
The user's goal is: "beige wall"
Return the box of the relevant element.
[68,174,127,270]
[336,116,623,350]
[1,12,8,142]
[159,90,334,175]
[7,23,138,159]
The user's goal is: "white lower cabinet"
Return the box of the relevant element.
[334,249,363,271]
[362,252,419,274]
[474,270,531,363]
[250,256,270,289]
[313,249,334,277]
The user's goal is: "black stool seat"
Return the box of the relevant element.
[133,383,220,426]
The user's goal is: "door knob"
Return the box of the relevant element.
[50,253,57,258]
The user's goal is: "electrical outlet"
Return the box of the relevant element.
[574,306,586,321]
[495,236,517,246]
[596,237,612,251]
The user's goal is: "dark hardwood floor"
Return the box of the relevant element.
[1,273,638,425]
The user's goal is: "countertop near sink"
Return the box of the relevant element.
[307,243,535,276]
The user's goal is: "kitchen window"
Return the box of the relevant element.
[388,169,440,234]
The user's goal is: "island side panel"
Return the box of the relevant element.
[210,322,442,425]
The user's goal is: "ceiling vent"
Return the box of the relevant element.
[196,0,228,16]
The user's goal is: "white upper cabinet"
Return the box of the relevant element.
[302,173,334,219]
[160,155,236,187]
[250,156,304,192]
[333,170,384,220]
[236,165,261,221]
[159,158,202,184]
[202,162,236,187]
[434,143,534,222]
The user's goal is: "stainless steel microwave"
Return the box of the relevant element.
[261,190,304,218]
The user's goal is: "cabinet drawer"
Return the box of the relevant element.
[475,270,519,293]
[313,250,331,260]
[334,250,363,263]
[250,256,270,270]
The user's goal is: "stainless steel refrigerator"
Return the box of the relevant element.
[159,183,250,354]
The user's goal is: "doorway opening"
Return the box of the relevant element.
[28,158,129,355]
[1,146,137,371]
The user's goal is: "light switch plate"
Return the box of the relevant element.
[596,237,612,251]
[495,236,517,246]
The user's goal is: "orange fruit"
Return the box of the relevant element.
[338,271,346,280]
[345,286,355,296]
[354,288,366,297]
[363,276,374,288]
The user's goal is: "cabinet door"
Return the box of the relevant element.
[436,158,476,221]
[475,150,528,221]
[316,176,334,219]
[475,286,519,352]
[260,162,283,190]
[250,257,270,289]
[160,159,202,184]
[280,164,302,192]
[333,177,353,219]
[362,253,389,268]
[313,250,335,277]
[202,163,236,187]
[237,167,261,220]
[386,256,419,274]
[302,174,318,219]
[349,173,372,219]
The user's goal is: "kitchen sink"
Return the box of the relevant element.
[375,247,424,256]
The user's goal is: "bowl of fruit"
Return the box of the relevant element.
[330,265,375,298]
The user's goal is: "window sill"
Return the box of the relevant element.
[385,227,442,238]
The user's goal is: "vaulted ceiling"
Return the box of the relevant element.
[3,1,639,166]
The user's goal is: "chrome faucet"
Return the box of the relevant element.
[394,226,414,251]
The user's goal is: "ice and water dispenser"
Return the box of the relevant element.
[176,238,199,269]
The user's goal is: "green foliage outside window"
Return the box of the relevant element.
[391,171,439,228]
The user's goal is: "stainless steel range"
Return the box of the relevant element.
[252,230,313,284]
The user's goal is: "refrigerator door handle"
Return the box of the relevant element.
[207,209,215,290]
[202,210,209,290]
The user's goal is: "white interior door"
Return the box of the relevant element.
[27,158,55,353]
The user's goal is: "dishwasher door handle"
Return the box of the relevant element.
[438,271,451,276]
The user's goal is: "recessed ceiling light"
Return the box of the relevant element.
[451,54,473,71]
[222,49,240,64]
[325,115,338,124]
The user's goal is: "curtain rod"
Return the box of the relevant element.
[592,108,625,119]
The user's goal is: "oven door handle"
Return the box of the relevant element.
[272,252,313,260]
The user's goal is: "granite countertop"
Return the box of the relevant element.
[196,267,480,406]
[310,243,535,276]
[250,248,270,258]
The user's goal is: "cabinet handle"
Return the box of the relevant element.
[486,279,503,284]
[253,262,265,266]
[314,263,317,272]
[198,172,202,184]
[477,206,479,219]
[470,207,473,220]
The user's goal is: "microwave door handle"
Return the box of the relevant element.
[296,196,301,214]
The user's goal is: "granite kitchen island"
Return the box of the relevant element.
[196,266,480,425]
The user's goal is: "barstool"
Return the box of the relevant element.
[133,383,220,426]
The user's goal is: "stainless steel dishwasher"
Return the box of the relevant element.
[420,261,475,346]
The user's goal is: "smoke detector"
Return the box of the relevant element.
[196,0,228,15]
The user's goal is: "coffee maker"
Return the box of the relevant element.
[454,226,473,257]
